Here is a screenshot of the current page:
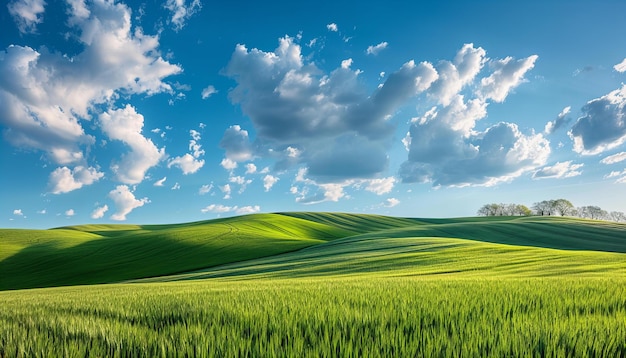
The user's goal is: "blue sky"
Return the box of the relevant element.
[2,0,626,228]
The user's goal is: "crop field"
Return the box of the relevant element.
[1,213,626,356]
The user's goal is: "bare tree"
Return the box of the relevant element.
[553,199,575,216]
[577,206,608,220]
[532,200,552,216]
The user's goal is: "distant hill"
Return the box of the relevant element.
[2,213,626,290]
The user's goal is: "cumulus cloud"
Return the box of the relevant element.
[532,161,583,179]
[601,152,626,165]
[326,23,338,32]
[65,209,75,217]
[201,85,217,99]
[201,204,260,215]
[569,84,626,155]
[108,185,149,221]
[544,106,572,135]
[400,45,546,187]
[154,177,167,186]
[220,183,231,199]
[263,174,279,191]
[219,125,254,162]
[100,105,165,183]
[223,36,437,184]
[164,0,201,31]
[366,42,388,55]
[199,183,213,195]
[168,129,205,174]
[220,158,238,171]
[383,198,400,208]
[364,177,396,195]
[0,0,180,165]
[48,166,104,194]
[169,154,204,174]
[245,163,257,174]
[7,0,46,34]
[615,58,626,73]
[91,205,108,219]
[478,55,538,102]
[13,209,23,216]
[201,204,233,213]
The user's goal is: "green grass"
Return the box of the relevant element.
[1,277,625,357]
[0,214,352,290]
[2,213,626,356]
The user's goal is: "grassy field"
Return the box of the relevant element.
[1,213,626,356]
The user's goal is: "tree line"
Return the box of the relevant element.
[477,199,626,222]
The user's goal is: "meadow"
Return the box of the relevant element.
[1,213,626,356]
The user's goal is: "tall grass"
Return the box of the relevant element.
[1,277,625,357]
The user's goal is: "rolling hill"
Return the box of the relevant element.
[2,213,626,290]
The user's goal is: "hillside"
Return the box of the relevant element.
[2,213,626,290]
[0,213,351,290]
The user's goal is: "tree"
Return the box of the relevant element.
[532,200,552,216]
[513,204,532,216]
[552,199,574,216]
[609,211,626,222]
[477,203,500,216]
[577,206,608,220]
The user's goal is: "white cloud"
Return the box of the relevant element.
[37,209,46,214]
[478,55,538,103]
[154,177,167,186]
[224,36,438,182]
[364,177,396,195]
[201,204,233,213]
[201,85,217,99]
[200,204,260,215]
[236,205,260,214]
[170,182,180,190]
[108,185,149,221]
[229,175,252,194]
[199,183,213,195]
[7,0,46,34]
[366,41,388,56]
[532,161,584,179]
[544,106,571,135]
[49,166,104,194]
[13,209,23,216]
[245,163,257,174]
[326,23,338,32]
[169,153,205,174]
[164,0,201,31]
[604,170,625,179]
[100,105,165,184]
[65,209,75,217]
[263,174,279,191]
[400,45,546,187]
[220,158,238,171]
[168,129,205,174]
[220,184,231,199]
[570,84,626,155]
[341,58,353,69]
[0,0,180,165]
[219,125,254,162]
[383,198,400,208]
[614,58,626,73]
[601,152,626,165]
[91,205,108,219]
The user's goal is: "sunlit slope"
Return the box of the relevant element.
[142,216,626,282]
[284,213,626,252]
[0,214,352,290]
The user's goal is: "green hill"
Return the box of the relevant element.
[2,213,626,290]
[0,214,351,290]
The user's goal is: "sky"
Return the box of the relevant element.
[2,0,626,228]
